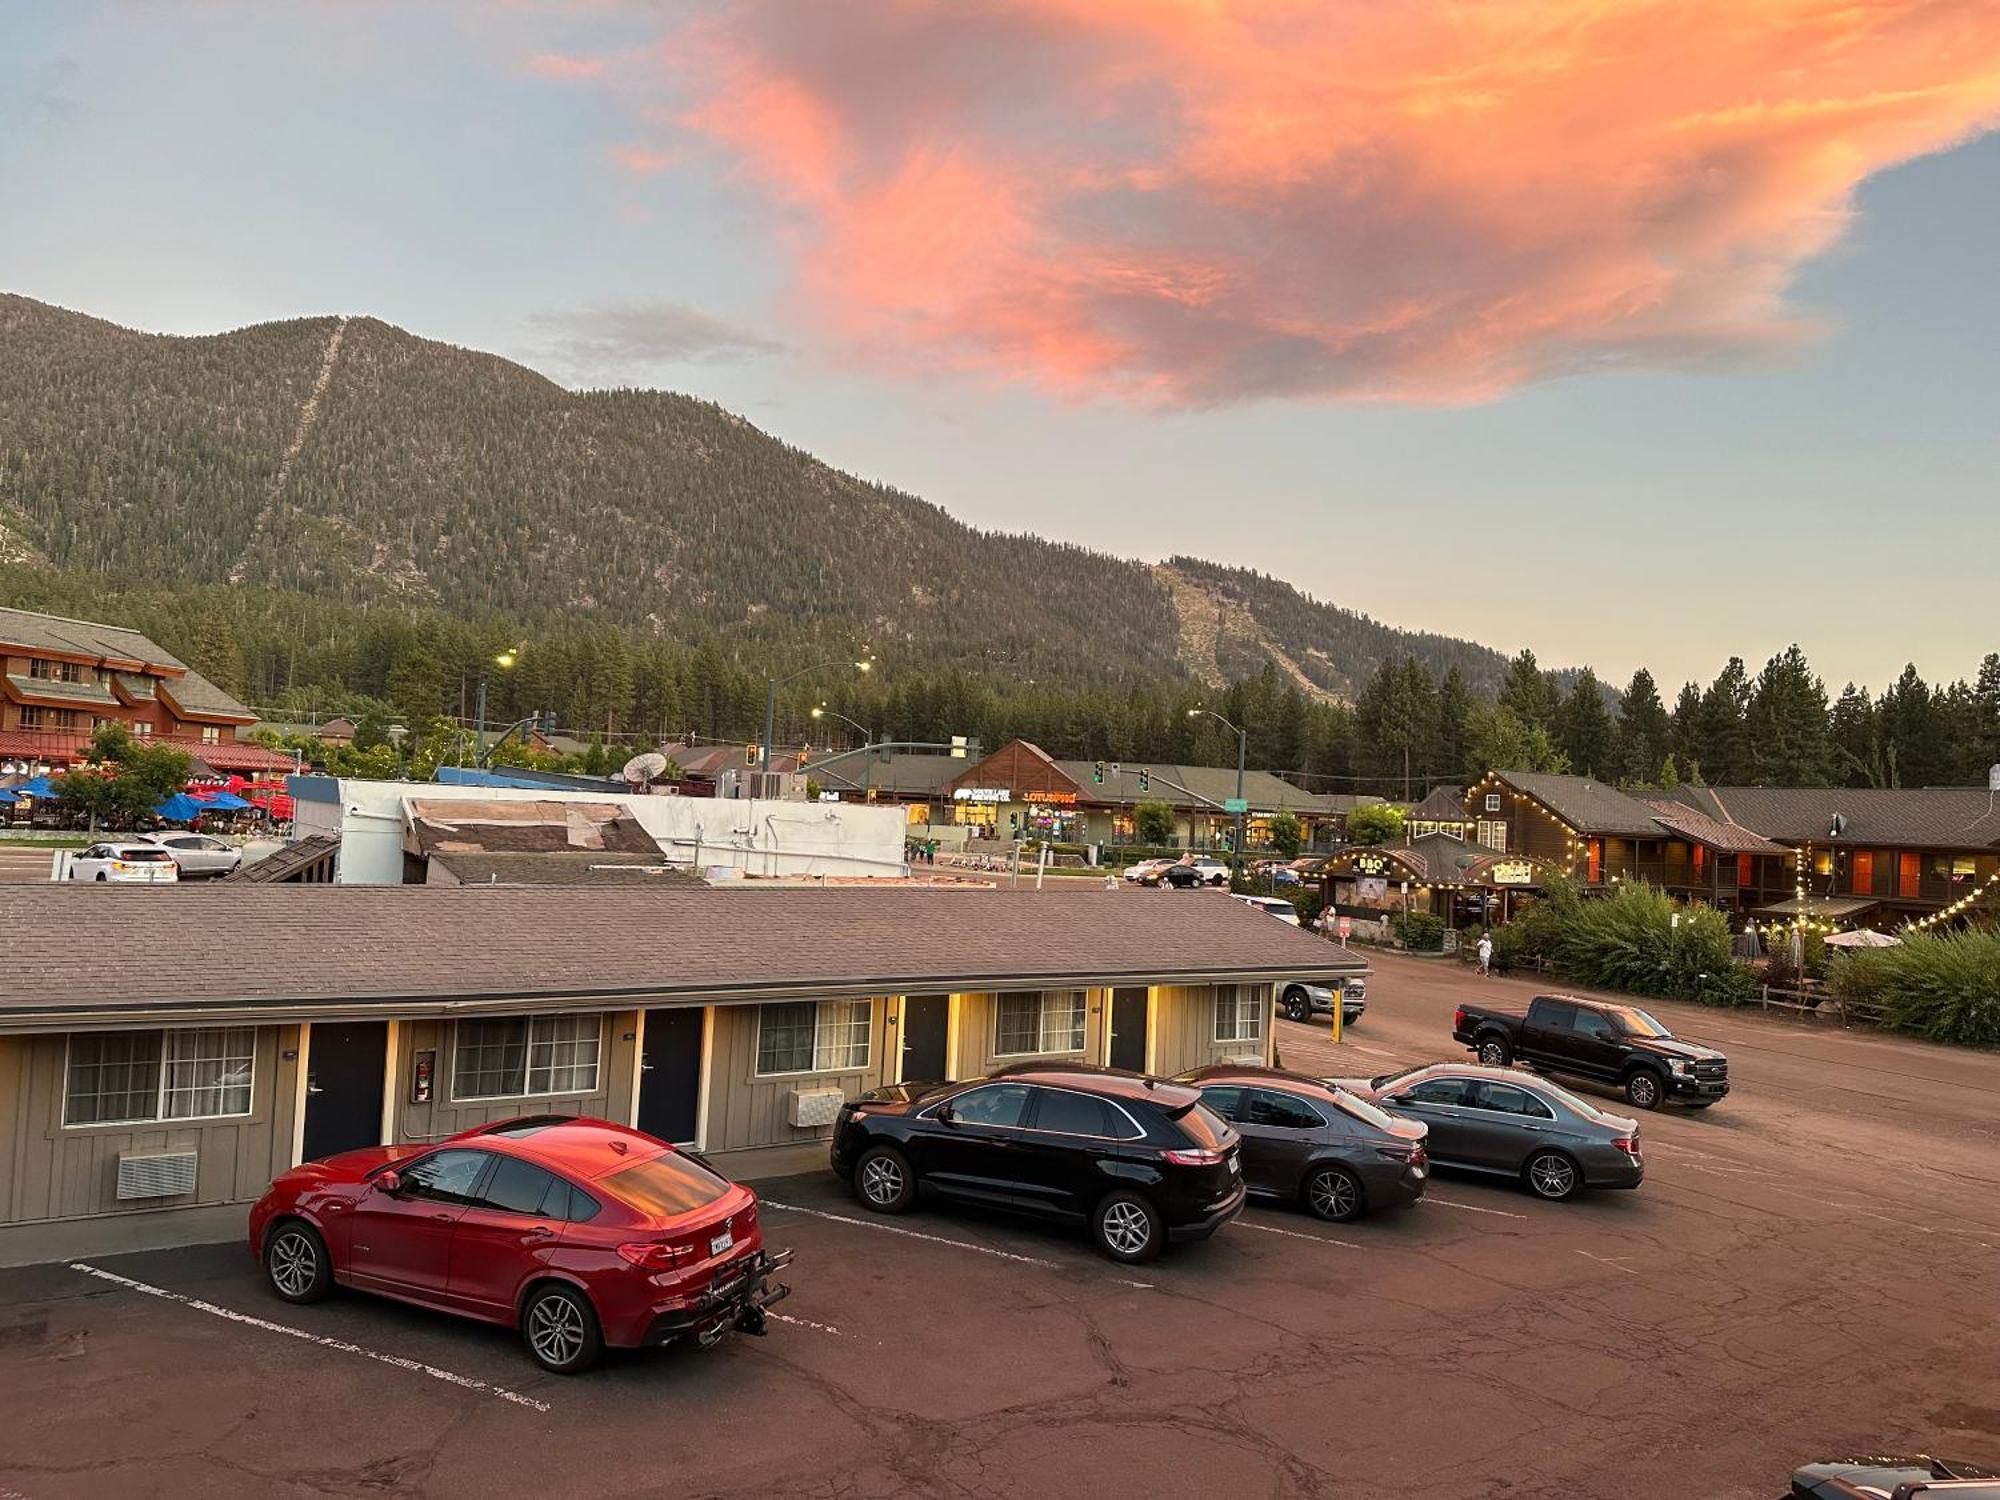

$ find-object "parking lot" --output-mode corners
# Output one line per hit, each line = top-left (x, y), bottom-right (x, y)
(2, 952), (1996, 1499)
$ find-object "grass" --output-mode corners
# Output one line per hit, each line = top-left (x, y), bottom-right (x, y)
(0, 834), (89, 848)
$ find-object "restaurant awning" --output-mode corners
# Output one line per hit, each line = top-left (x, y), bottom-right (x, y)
(1753, 895), (1879, 919)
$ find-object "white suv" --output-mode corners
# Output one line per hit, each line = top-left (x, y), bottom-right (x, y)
(66, 843), (181, 883)
(141, 832), (242, 878)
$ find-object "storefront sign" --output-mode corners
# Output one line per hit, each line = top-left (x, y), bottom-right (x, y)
(953, 787), (1012, 804)
(1490, 860), (1536, 886)
(1028, 790), (1078, 806)
(1352, 852), (1391, 876)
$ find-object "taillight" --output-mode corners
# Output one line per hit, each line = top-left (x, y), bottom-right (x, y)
(1163, 1147), (1224, 1167)
(1412, 1143), (1428, 1166)
(617, 1241), (693, 1271)
(1612, 1137), (1637, 1154)
(1454, 1007), (1467, 1031)
(848, 1108), (871, 1121)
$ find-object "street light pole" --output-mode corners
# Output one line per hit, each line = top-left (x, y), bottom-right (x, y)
(811, 704), (875, 797)
(763, 656), (873, 774)
(1188, 707), (1249, 879)
(472, 645), (521, 764)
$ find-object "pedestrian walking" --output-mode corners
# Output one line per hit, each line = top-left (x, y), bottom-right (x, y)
(1476, 933), (1493, 977)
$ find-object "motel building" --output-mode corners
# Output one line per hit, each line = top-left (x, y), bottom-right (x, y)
(0, 885), (1364, 1266)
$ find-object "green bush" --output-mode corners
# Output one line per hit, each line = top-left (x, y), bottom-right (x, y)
(1345, 804), (1405, 845)
(1827, 930), (2000, 1048)
(1554, 883), (1752, 1004)
(1394, 911), (1446, 951)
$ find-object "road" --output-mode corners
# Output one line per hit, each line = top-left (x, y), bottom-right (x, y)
(0, 950), (1995, 1498)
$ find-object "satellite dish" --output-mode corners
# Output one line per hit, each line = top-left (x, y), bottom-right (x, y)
(621, 752), (670, 785)
(1828, 812), (1848, 839)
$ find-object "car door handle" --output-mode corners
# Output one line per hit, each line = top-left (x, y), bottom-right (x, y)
(523, 1225), (556, 1241)
(431, 1212), (454, 1223)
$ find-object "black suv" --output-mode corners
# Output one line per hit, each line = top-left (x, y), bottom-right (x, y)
(829, 1064), (1246, 1263)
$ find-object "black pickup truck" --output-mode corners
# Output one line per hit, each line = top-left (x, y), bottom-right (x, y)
(1451, 994), (1730, 1111)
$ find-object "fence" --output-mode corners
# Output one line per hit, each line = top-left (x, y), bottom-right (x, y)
(1757, 983), (1888, 1027)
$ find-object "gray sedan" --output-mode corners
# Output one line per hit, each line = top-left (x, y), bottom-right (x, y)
(1329, 1063), (1642, 1202)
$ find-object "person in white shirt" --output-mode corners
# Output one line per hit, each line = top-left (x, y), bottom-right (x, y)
(1476, 933), (1494, 976)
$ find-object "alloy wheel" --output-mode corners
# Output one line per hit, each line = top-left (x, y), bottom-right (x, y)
(1101, 1201), (1152, 1257)
(269, 1230), (317, 1297)
(1629, 1074), (1660, 1108)
(1479, 1041), (1508, 1066)
(1308, 1170), (1358, 1220)
(861, 1156), (905, 1205)
(528, 1294), (586, 1369)
(1529, 1154), (1576, 1199)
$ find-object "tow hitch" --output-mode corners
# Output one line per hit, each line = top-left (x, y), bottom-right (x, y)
(689, 1248), (793, 1348)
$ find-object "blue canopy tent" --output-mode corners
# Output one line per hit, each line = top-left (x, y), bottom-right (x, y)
(0, 788), (17, 804)
(16, 775), (60, 800)
(193, 790), (253, 811)
(153, 793), (209, 823)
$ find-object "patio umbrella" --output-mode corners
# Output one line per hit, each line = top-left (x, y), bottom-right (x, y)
(17, 775), (60, 799)
(1823, 928), (1902, 949)
(153, 792), (208, 823)
(0, 788), (17, 804)
(194, 790), (253, 811)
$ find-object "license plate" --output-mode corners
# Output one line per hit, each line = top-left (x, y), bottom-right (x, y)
(1227, 1155), (1240, 1175)
(710, 1227), (734, 1257)
(1411, 1165), (1428, 1180)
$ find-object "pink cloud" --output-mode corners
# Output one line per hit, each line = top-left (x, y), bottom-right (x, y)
(525, 51), (607, 81)
(660, 0), (2000, 405)
(608, 142), (678, 175)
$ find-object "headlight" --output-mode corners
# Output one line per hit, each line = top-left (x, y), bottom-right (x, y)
(1668, 1059), (1691, 1074)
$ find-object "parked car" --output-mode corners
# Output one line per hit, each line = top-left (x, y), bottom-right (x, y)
(1163, 857), (1231, 888)
(1331, 1063), (1642, 1202)
(1279, 976), (1367, 1027)
(249, 1115), (791, 1373)
(141, 831), (242, 878)
(831, 1063), (1245, 1264)
(1787, 1454), (2000, 1498)
(1122, 857), (1176, 885)
(1270, 867), (1303, 887)
(65, 842), (180, 883)
(1452, 994), (1729, 1111)
(1232, 893), (1301, 925)
(1174, 1064), (1428, 1222)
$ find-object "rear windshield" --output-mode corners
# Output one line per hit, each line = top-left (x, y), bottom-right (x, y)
(1326, 1088), (1399, 1132)
(117, 849), (175, 862)
(1171, 1102), (1235, 1150)
(599, 1152), (731, 1217)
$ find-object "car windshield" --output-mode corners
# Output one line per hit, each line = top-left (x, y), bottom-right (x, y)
(598, 1151), (731, 1218)
(1607, 1007), (1672, 1038)
(1326, 1088), (1399, 1131)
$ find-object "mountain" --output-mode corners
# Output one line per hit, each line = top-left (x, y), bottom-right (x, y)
(0, 293), (1512, 698)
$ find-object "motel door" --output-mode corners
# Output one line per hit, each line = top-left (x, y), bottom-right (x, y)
(901, 995), (949, 1083)
(302, 1022), (388, 1163)
(638, 1008), (704, 1145)
(1108, 988), (1148, 1072)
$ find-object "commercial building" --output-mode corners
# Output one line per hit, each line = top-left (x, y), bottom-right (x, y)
(0, 885), (1363, 1264)
(0, 606), (290, 775)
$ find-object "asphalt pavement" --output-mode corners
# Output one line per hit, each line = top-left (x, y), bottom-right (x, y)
(1, 950), (1995, 1498)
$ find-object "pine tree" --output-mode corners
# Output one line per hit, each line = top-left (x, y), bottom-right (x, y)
(1878, 665), (1945, 788)
(1693, 658), (1751, 783)
(1830, 683), (1881, 787)
(1615, 667), (1671, 784)
(1435, 667), (1475, 789)
(1555, 670), (1617, 779)
(1744, 645), (1833, 786)
(1498, 649), (1559, 731)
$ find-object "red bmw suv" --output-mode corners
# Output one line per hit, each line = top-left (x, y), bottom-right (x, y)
(248, 1115), (790, 1373)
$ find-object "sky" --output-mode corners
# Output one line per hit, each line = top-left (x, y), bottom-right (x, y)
(3, 1), (1998, 695)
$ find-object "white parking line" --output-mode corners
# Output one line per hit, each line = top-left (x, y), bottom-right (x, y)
(1576, 1250), (1637, 1276)
(761, 1201), (1060, 1267)
(768, 1311), (844, 1337)
(1421, 1198), (1528, 1219)
(1231, 1220), (1363, 1251)
(68, 1263), (551, 1413)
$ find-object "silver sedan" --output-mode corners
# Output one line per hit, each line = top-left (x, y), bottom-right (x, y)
(141, 832), (242, 878)
(1328, 1063), (1642, 1202)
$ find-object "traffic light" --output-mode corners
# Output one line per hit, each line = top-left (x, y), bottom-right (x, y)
(1093, 760), (1105, 784)
(797, 743), (810, 766)
(745, 742), (760, 765)
(540, 709), (557, 736)
(1138, 767), (1150, 792)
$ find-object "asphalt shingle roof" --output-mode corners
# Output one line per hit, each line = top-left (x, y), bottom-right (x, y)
(1639, 800), (1786, 855)
(0, 885), (1365, 1022)
(1696, 786), (2000, 851)
(0, 606), (187, 669)
(1486, 771), (1665, 836)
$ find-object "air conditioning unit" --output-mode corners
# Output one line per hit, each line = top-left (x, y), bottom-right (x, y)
(117, 1150), (198, 1200)
(787, 1088), (847, 1129)
(745, 771), (798, 801)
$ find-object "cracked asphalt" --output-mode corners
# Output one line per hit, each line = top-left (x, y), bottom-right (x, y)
(2, 952), (1996, 1498)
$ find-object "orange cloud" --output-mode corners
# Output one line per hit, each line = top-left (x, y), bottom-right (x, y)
(525, 51), (606, 81)
(608, 142), (678, 175)
(664, 0), (2000, 404)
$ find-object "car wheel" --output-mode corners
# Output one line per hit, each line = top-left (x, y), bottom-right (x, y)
(1303, 1165), (1365, 1223)
(1283, 987), (1313, 1023)
(521, 1283), (603, 1374)
(1623, 1069), (1666, 1111)
(1092, 1190), (1164, 1264)
(1523, 1150), (1581, 1202)
(853, 1145), (915, 1214)
(1477, 1036), (1511, 1067)
(94, 872), (108, 882)
(264, 1221), (333, 1304)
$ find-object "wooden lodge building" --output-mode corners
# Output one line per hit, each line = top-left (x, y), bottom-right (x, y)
(1323, 768), (2000, 931)
(0, 606), (291, 777)
(0, 884), (1364, 1265)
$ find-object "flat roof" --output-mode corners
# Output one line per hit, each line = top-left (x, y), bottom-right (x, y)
(0, 885), (1366, 1030)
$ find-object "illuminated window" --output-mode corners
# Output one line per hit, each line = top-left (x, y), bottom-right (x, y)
(1899, 853), (1921, 899)
(1850, 852), (1874, 895)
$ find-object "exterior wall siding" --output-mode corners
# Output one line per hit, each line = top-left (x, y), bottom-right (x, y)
(1152, 984), (1275, 1073)
(701, 1000), (892, 1157)
(950, 989), (1106, 1080)
(391, 1011), (640, 1145)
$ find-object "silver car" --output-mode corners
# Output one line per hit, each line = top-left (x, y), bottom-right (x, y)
(1279, 977), (1366, 1027)
(142, 831), (242, 878)
(1329, 1063), (1642, 1202)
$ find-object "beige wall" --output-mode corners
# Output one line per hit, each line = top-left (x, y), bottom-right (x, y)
(1150, 984), (1276, 1074)
(949, 989), (1107, 1080)
(391, 1011), (641, 1145)
(0, 1025), (302, 1233)
(701, 999), (892, 1159)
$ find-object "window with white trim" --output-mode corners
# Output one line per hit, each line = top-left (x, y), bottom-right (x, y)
(451, 1015), (602, 1100)
(1484, 793), (1502, 812)
(1213, 985), (1265, 1044)
(994, 991), (1086, 1056)
(1476, 820), (1508, 852)
(64, 1027), (255, 1126)
(755, 1000), (873, 1075)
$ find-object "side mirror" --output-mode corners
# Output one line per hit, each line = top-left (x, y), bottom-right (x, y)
(374, 1169), (403, 1197)
(934, 1104), (957, 1125)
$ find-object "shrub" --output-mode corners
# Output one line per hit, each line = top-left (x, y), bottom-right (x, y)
(1345, 804), (1405, 846)
(1266, 811), (1304, 858)
(1827, 930), (2000, 1048)
(1394, 911), (1446, 951)
(1133, 799), (1177, 845)
(1554, 883), (1750, 1004)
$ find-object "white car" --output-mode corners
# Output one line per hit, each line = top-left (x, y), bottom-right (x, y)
(1278, 977), (1367, 1027)
(66, 842), (180, 884)
(1122, 858), (1176, 884)
(1231, 894), (1301, 926)
(141, 832), (242, 878)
